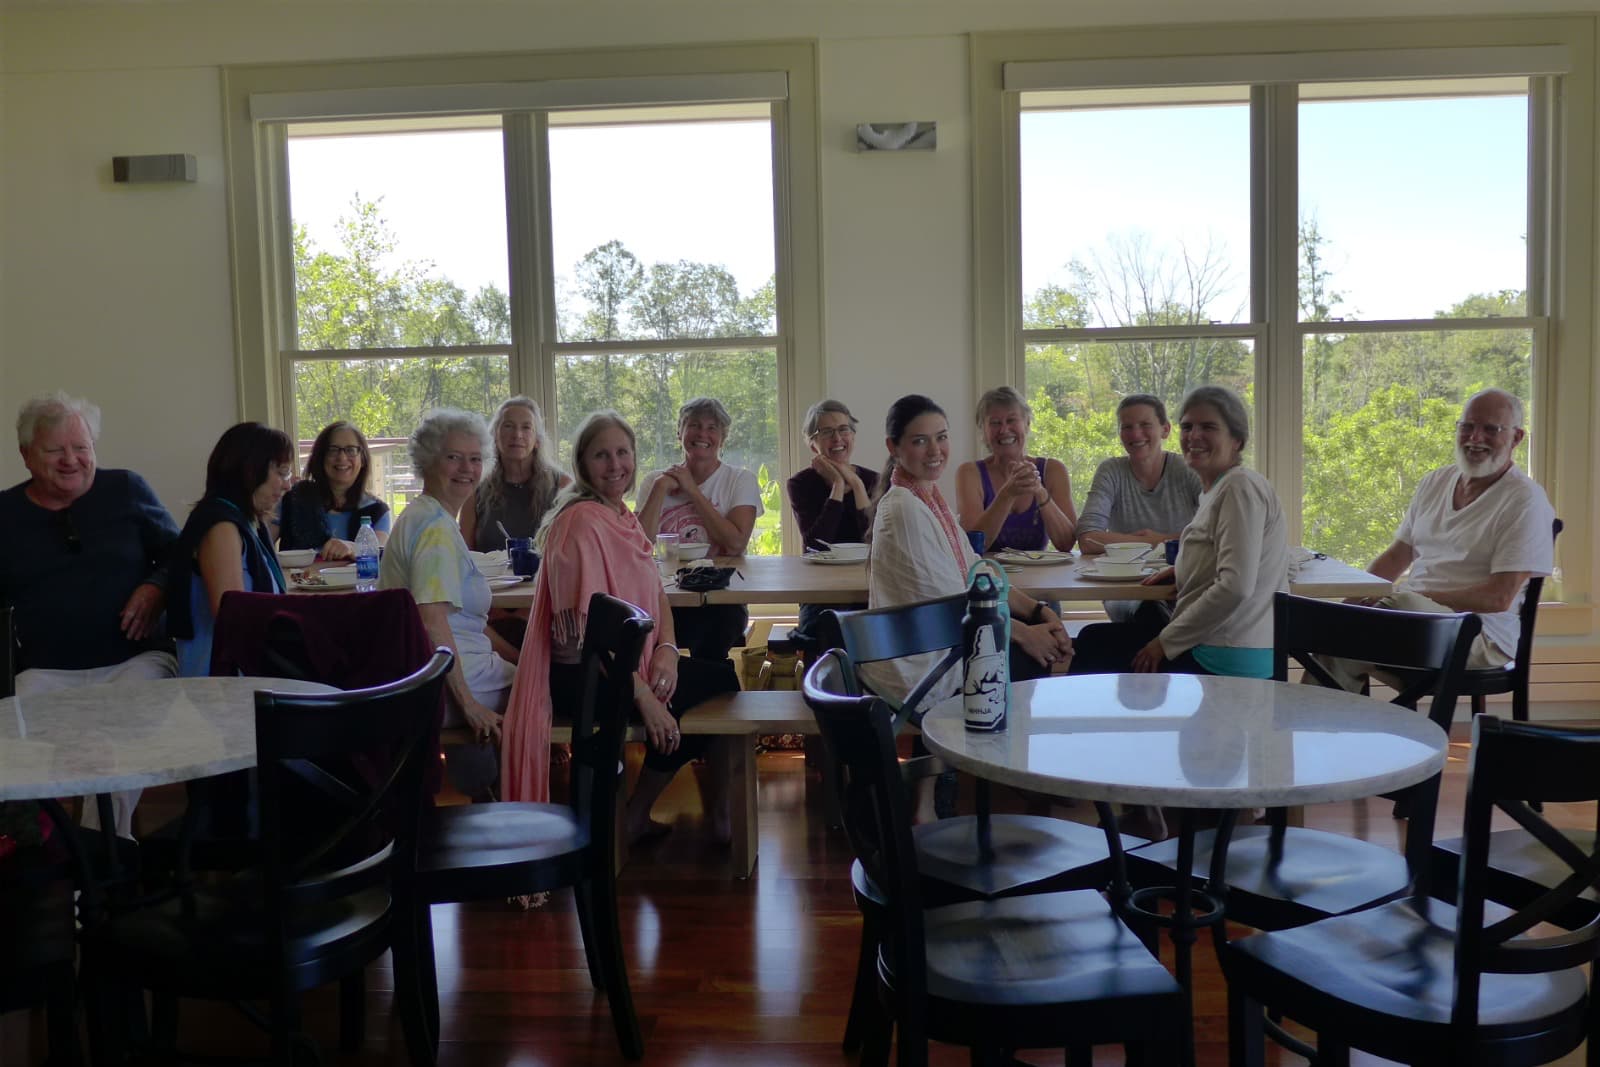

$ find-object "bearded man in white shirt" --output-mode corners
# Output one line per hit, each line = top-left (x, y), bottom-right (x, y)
(1327, 387), (1554, 691)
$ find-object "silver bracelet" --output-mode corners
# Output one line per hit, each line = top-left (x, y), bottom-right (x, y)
(655, 642), (681, 658)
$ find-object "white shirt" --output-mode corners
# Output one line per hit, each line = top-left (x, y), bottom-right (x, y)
(1395, 463), (1555, 656)
(638, 463), (763, 556)
(861, 485), (979, 709)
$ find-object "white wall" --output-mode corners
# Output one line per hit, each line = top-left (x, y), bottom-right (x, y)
(2, 67), (232, 508)
(3, 0), (1569, 505)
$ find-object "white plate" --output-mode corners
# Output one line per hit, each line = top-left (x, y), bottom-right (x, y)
(1077, 565), (1162, 583)
(469, 550), (511, 578)
(993, 551), (1074, 566)
(803, 553), (867, 566)
(485, 575), (529, 589)
(291, 570), (358, 591)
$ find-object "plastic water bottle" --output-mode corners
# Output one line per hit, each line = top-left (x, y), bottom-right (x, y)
(962, 560), (1010, 732)
(354, 516), (380, 593)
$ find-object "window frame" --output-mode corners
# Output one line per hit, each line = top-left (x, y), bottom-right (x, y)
(972, 17), (1594, 628)
(223, 43), (822, 552)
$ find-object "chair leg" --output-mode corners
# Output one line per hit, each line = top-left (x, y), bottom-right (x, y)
(45, 968), (83, 1067)
(414, 904), (441, 1052)
(1227, 987), (1265, 1067)
(842, 912), (880, 1053)
(591, 874), (643, 1059)
(150, 992), (178, 1055)
(573, 877), (607, 991)
(1319, 1039), (1351, 1066)
(390, 905), (438, 1067)
(860, 1002), (892, 1067)
(1473, 693), (1487, 718)
(339, 970), (365, 1053)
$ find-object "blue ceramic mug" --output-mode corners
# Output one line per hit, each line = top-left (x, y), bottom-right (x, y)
(1164, 538), (1181, 566)
(507, 537), (540, 577)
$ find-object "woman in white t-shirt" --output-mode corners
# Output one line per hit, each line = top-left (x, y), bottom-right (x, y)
(638, 397), (764, 660)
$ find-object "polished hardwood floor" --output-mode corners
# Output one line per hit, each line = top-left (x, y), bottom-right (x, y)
(3, 726), (1596, 1066)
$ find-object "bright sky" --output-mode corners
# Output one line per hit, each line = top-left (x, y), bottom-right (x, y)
(1020, 92), (1528, 322)
(287, 90), (1529, 336)
(286, 119), (777, 316)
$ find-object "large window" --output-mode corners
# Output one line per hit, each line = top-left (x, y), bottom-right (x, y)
(1009, 53), (1560, 570)
(225, 47), (821, 551)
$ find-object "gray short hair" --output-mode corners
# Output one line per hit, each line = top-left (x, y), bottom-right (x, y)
(975, 385), (1033, 426)
(409, 408), (493, 473)
(678, 397), (732, 438)
(1179, 385), (1251, 450)
(802, 398), (858, 438)
(17, 391), (102, 449)
(1465, 387), (1526, 430)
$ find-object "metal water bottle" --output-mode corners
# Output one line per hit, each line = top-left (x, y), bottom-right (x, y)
(962, 560), (1010, 732)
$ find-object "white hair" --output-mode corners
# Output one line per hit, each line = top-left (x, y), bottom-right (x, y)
(17, 391), (102, 448)
(409, 408), (493, 473)
(1466, 388), (1525, 429)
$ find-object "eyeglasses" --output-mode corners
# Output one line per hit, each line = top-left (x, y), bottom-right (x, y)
(810, 426), (856, 441)
(52, 510), (82, 554)
(1456, 421), (1514, 438)
(327, 445), (363, 459)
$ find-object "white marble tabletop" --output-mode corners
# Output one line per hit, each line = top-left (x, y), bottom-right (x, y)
(921, 674), (1447, 809)
(0, 676), (337, 801)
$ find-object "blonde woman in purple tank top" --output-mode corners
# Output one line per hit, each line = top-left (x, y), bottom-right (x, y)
(955, 386), (1077, 553)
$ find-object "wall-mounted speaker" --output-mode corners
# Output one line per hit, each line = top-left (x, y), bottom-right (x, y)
(112, 154), (197, 183)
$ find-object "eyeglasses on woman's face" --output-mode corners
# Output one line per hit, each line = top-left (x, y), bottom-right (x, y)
(810, 426), (855, 442)
(327, 445), (363, 459)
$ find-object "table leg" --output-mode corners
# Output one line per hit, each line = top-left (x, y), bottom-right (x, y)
(1099, 805), (1235, 1067)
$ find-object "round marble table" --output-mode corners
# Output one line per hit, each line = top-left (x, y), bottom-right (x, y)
(920, 672), (1448, 809)
(0, 675), (337, 802)
(921, 673), (1448, 1067)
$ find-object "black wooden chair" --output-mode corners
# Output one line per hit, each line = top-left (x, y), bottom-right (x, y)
(824, 596), (1138, 901)
(1223, 715), (1600, 1067)
(0, 820), (83, 1065)
(85, 650), (453, 1066)
(1, 602), (15, 699)
(412, 593), (649, 1060)
(1127, 593), (1480, 933)
(803, 649), (1181, 1067)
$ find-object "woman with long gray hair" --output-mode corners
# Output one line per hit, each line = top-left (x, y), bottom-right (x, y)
(460, 396), (569, 553)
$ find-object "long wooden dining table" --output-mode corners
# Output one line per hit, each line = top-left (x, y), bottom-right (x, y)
(491, 551), (1392, 610)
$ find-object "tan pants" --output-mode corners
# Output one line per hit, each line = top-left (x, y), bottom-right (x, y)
(1316, 589), (1510, 694)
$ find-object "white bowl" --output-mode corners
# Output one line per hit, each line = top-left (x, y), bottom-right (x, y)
(677, 542), (712, 561)
(1094, 560), (1147, 577)
(276, 549), (317, 569)
(824, 542), (869, 561)
(1103, 542), (1152, 563)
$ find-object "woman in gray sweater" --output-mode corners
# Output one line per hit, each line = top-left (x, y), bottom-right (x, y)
(1070, 385), (1287, 679)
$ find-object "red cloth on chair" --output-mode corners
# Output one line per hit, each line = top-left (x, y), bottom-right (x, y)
(209, 589), (444, 792)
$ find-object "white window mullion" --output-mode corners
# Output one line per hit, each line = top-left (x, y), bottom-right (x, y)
(1260, 84), (1303, 545)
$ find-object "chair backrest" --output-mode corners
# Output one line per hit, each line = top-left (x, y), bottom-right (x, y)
(1501, 516), (1563, 680)
(1273, 592), (1481, 733)
(567, 593), (654, 849)
(826, 593), (966, 726)
(253, 649), (453, 967)
(0, 603), (14, 700)
(1449, 714), (1600, 1046)
(801, 650), (928, 1016)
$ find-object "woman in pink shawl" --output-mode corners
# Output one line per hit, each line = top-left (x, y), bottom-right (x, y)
(501, 410), (739, 844)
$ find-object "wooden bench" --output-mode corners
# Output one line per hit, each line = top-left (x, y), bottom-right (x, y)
(441, 690), (817, 878)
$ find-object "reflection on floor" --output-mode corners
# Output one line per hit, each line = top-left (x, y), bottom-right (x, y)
(2, 723), (1596, 1066)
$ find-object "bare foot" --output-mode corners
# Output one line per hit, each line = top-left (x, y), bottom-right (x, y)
(550, 743), (572, 766)
(509, 892), (550, 910)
